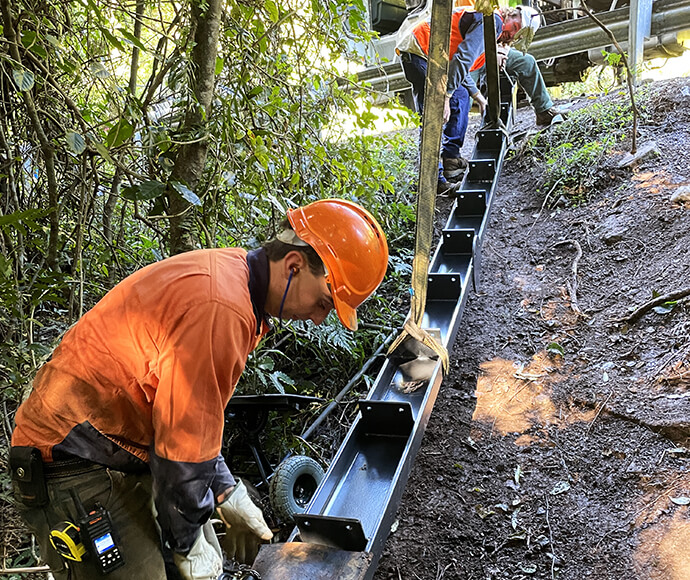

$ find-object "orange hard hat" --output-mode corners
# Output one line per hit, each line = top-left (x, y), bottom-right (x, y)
(287, 199), (388, 331)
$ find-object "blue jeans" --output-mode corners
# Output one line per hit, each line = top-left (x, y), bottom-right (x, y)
(402, 52), (471, 180)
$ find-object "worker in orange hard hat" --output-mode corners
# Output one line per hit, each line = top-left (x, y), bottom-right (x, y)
(10, 198), (388, 580)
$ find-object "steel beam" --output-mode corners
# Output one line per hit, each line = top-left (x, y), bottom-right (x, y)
(629, 0), (653, 84)
(353, 0), (690, 97)
(253, 67), (516, 580)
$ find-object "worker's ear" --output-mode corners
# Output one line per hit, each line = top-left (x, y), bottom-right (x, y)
(283, 251), (306, 278)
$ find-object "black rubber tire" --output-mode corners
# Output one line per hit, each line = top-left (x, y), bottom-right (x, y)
(269, 455), (325, 523)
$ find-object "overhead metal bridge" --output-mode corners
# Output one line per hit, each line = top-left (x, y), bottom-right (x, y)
(354, 0), (690, 101)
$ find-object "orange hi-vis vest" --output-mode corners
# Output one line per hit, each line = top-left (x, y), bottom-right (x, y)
(412, 9), (488, 72)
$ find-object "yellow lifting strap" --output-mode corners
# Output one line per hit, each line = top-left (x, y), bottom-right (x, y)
(387, 0), (456, 375)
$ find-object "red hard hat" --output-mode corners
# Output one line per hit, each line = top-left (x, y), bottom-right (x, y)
(287, 199), (388, 331)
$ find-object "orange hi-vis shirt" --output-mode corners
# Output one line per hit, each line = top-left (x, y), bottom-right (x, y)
(414, 9), (466, 59)
(13, 247), (270, 551)
(412, 9), (484, 72)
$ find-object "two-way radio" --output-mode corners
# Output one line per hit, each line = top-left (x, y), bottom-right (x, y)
(70, 489), (125, 574)
(49, 489), (125, 574)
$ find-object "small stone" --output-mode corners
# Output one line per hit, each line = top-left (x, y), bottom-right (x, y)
(670, 185), (690, 204)
(601, 224), (626, 245)
(617, 142), (659, 167)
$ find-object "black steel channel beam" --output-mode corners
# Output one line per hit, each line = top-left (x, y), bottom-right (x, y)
(252, 71), (517, 580)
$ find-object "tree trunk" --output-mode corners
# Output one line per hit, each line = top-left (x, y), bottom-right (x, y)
(167, 0), (221, 255)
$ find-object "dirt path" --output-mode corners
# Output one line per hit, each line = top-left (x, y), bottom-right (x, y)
(375, 78), (690, 580)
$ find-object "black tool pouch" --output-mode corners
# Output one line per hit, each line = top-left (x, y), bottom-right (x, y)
(9, 446), (49, 507)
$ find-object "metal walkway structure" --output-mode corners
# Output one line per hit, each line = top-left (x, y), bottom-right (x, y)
(252, 22), (517, 580)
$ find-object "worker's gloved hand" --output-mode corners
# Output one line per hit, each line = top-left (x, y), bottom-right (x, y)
(496, 44), (510, 69)
(472, 91), (487, 118)
(217, 480), (273, 564)
(174, 522), (224, 580)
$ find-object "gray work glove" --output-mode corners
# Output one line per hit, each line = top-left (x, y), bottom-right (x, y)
(472, 91), (488, 117)
(217, 480), (273, 564)
(173, 521), (223, 580)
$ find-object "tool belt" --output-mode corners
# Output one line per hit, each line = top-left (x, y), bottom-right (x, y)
(9, 447), (102, 507)
(44, 456), (104, 479)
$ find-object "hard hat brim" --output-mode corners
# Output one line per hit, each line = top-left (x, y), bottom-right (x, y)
(333, 298), (358, 331)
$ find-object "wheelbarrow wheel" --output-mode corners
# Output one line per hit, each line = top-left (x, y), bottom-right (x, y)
(269, 455), (324, 523)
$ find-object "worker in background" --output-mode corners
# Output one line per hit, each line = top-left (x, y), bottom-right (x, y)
(396, 7), (523, 195)
(10, 199), (389, 579)
(493, 6), (565, 127)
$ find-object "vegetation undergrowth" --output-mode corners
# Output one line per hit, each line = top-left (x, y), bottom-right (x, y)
(234, 130), (418, 468)
(519, 85), (653, 206)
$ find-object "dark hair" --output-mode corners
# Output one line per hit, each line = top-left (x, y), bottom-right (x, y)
(263, 220), (324, 275)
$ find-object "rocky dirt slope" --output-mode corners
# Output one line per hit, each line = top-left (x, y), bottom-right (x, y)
(375, 77), (690, 580)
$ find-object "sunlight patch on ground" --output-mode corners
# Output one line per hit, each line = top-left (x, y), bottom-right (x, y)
(632, 472), (690, 580)
(518, 284), (580, 329)
(558, 402), (599, 429)
(632, 170), (676, 195)
(472, 352), (561, 435)
(541, 293), (580, 328)
(634, 508), (690, 580)
(656, 357), (690, 392)
(472, 352), (599, 439)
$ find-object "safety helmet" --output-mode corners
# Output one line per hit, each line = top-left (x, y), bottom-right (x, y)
(287, 199), (388, 331)
(518, 6), (540, 34)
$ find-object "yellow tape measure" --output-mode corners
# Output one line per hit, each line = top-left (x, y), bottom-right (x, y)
(49, 521), (86, 562)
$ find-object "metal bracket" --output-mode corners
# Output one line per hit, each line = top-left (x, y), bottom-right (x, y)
(427, 273), (463, 300)
(440, 228), (475, 255)
(294, 514), (368, 552)
(467, 159), (496, 182)
(476, 130), (506, 153)
(454, 190), (487, 216)
(358, 401), (414, 437)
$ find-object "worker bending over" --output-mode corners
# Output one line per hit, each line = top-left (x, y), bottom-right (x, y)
(10, 199), (388, 579)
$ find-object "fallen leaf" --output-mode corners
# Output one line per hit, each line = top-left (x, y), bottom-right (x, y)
(550, 481), (571, 495)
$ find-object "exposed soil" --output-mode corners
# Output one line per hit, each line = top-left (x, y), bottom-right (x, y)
(2, 79), (689, 580)
(374, 77), (690, 580)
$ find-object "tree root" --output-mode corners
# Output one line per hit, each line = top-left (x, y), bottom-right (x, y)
(552, 240), (585, 318)
(612, 287), (690, 324)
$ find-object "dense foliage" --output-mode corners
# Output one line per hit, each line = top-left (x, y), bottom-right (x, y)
(0, 0), (420, 410)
